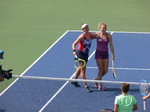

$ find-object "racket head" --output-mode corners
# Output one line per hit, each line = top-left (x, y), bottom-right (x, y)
(112, 60), (116, 78)
(74, 58), (86, 69)
(98, 109), (114, 112)
(139, 79), (149, 96)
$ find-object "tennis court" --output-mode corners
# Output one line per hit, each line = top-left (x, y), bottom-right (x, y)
(0, 31), (150, 112)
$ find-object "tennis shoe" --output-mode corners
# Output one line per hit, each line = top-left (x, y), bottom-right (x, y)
(95, 83), (98, 88)
(101, 85), (106, 91)
(93, 78), (98, 88)
(98, 84), (106, 91)
(71, 82), (81, 87)
(97, 83), (101, 90)
(85, 86), (92, 93)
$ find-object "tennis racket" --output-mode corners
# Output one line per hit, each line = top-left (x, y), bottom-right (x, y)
(98, 109), (114, 112)
(74, 55), (86, 69)
(139, 79), (149, 110)
(112, 60), (116, 78)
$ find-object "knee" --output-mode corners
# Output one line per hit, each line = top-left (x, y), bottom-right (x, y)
(98, 69), (107, 75)
(103, 70), (108, 75)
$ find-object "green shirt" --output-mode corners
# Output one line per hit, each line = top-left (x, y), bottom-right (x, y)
(114, 94), (137, 112)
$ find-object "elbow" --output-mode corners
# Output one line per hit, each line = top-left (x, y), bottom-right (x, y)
(134, 107), (138, 111)
(114, 104), (118, 112)
(133, 104), (138, 111)
(135, 106), (138, 110)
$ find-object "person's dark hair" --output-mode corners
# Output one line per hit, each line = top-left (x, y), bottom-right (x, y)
(121, 83), (130, 93)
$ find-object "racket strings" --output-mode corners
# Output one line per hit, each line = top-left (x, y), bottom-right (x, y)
(75, 60), (84, 67)
(139, 82), (149, 95)
(74, 58), (86, 69)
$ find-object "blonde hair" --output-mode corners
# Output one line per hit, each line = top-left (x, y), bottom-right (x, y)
(98, 22), (107, 30)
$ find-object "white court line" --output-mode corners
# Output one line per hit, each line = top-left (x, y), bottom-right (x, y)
(1, 31), (149, 110)
(87, 67), (150, 71)
(38, 43), (98, 112)
(68, 30), (150, 34)
(38, 31), (116, 111)
(39, 31), (115, 111)
(39, 73), (75, 112)
(0, 31), (69, 96)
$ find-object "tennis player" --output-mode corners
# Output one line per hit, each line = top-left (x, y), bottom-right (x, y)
(71, 23), (94, 93)
(93, 22), (115, 90)
(114, 83), (138, 112)
(0, 50), (4, 82)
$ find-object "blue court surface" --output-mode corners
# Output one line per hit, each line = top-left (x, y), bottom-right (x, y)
(0, 31), (150, 112)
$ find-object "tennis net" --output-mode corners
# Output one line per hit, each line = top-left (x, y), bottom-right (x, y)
(1, 75), (149, 112)
(12, 75), (143, 85)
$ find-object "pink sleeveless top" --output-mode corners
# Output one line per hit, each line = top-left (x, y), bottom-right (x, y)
(96, 33), (109, 52)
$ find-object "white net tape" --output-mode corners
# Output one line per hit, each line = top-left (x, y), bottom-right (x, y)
(12, 75), (149, 86)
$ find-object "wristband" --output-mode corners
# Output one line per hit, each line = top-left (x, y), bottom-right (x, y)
(73, 50), (76, 52)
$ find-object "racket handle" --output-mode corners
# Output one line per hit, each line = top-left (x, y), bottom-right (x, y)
(74, 55), (78, 60)
(75, 55), (77, 58)
(143, 100), (146, 110)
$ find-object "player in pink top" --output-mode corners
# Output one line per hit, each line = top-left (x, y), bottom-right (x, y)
(72, 23), (94, 93)
(94, 22), (115, 90)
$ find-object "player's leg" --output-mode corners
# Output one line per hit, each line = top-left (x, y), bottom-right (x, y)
(102, 59), (109, 76)
(96, 59), (103, 80)
(94, 59), (107, 90)
(71, 69), (81, 87)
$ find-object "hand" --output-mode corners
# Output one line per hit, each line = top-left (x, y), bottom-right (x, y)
(73, 51), (77, 56)
(142, 96), (146, 100)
